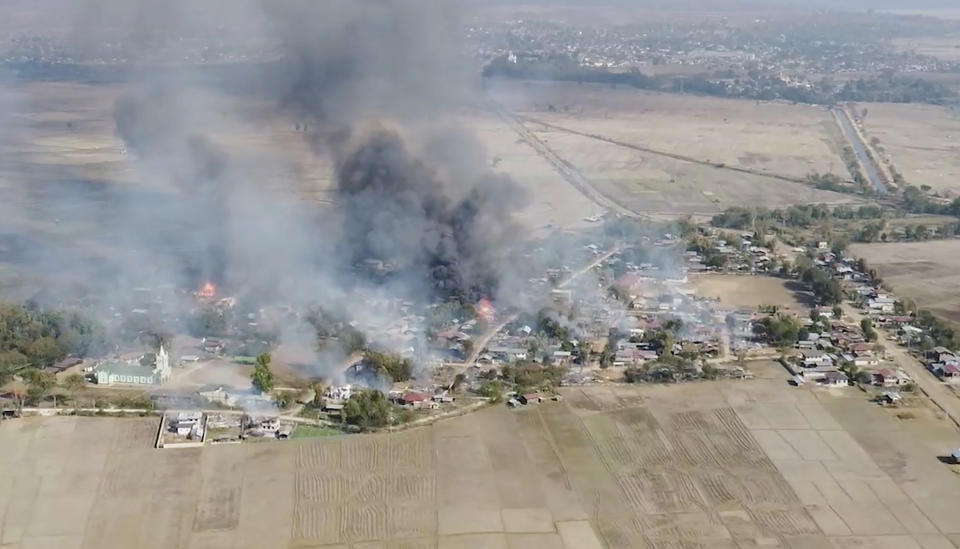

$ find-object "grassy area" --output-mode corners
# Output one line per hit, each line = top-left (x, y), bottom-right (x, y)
(291, 425), (342, 439)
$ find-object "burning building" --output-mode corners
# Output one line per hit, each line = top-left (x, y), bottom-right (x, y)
(193, 282), (216, 299)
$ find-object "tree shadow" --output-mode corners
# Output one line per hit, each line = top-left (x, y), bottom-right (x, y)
(784, 280), (817, 308)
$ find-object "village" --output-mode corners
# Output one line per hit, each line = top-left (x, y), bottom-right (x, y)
(8, 213), (960, 452)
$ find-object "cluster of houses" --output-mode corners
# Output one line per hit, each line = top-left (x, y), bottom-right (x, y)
(686, 229), (777, 274)
(790, 309), (912, 389)
(787, 249), (927, 392)
(825, 252), (960, 387)
(927, 348), (960, 381)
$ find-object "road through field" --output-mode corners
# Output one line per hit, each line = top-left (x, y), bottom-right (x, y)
(492, 105), (639, 217)
(833, 108), (888, 195)
(517, 114), (815, 186)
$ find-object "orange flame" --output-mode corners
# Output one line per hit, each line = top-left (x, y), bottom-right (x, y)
(194, 282), (216, 299)
(476, 297), (495, 322)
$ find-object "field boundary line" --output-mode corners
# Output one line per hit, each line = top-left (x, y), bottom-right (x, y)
(518, 115), (819, 187)
(489, 103), (641, 218)
(534, 406), (572, 490)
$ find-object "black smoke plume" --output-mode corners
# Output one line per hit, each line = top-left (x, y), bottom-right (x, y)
(335, 129), (527, 303)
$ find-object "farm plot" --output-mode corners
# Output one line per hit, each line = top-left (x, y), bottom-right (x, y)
(489, 81), (859, 216)
(851, 240), (960, 323)
(4, 367), (960, 548)
(858, 102), (960, 195)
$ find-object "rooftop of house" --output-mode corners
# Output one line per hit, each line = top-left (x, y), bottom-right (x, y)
(402, 392), (429, 403)
(823, 371), (848, 382)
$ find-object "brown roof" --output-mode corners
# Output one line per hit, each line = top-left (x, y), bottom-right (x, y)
(401, 392), (429, 403)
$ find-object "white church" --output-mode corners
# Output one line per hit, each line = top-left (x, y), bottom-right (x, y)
(95, 345), (172, 386)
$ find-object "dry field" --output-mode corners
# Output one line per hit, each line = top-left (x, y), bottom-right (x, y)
(893, 35), (960, 62)
(0, 79), (598, 298)
(857, 102), (960, 195)
(490, 81), (859, 216)
(4, 361), (960, 548)
(851, 240), (960, 323)
(0, 81), (596, 233)
(691, 274), (809, 313)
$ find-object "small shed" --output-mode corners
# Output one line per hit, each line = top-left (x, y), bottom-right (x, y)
(520, 394), (543, 405)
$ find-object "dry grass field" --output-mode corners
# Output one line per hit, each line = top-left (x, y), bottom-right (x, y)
(893, 35), (960, 62)
(0, 81), (597, 233)
(691, 274), (810, 312)
(0, 79), (599, 298)
(851, 240), (960, 323)
(489, 81), (859, 216)
(858, 102), (960, 195)
(4, 361), (960, 548)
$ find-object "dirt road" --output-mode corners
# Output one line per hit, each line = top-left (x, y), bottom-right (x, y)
(843, 303), (960, 428)
(446, 245), (621, 386)
(493, 105), (638, 217)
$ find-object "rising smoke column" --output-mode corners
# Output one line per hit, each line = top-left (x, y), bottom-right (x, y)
(334, 128), (527, 303)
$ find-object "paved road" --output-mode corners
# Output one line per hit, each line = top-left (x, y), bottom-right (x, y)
(833, 108), (887, 196)
(842, 303), (960, 428)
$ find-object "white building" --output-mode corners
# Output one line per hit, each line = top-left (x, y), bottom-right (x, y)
(95, 345), (171, 386)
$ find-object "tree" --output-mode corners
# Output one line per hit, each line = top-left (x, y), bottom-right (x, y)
(860, 318), (877, 342)
(61, 373), (85, 405)
(363, 351), (413, 382)
(340, 327), (366, 354)
(274, 392), (292, 409)
(576, 341), (592, 366)
(25, 337), (64, 368)
(310, 382), (327, 407)
(830, 236), (850, 256)
(251, 353), (274, 394)
(0, 350), (29, 387)
(24, 369), (56, 406)
(190, 306), (228, 337)
(477, 380), (504, 402)
(343, 390), (392, 430)
(762, 314), (801, 347)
